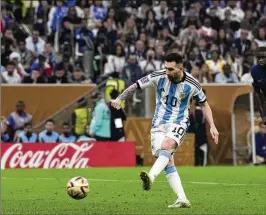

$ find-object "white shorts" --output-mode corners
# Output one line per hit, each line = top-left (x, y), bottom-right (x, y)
(150, 123), (187, 157)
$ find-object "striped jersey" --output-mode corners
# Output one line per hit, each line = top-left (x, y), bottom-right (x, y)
(137, 69), (206, 128)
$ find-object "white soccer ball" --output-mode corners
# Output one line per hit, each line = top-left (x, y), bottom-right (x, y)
(67, 176), (89, 200)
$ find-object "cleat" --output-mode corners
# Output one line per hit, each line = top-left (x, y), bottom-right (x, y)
(168, 199), (191, 208)
(140, 171), (152, 191)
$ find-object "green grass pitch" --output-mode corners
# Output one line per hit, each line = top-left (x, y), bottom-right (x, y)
(2, 166), (266, 215)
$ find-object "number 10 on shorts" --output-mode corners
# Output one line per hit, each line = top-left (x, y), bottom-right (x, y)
(172, 126), (185, 140)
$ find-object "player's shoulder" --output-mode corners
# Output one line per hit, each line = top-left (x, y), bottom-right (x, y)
(184, 72), (201, 91)
(251, 64), (264, 78)
(150, 69), (166, 78)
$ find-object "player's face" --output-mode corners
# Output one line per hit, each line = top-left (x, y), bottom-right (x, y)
(257, 52), (266, 67)
(45, 122), (54, 132)
(165, 61), (184, 82)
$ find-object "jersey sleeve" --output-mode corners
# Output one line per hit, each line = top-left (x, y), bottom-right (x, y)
(193, 87), (207, 104)
(136, 70), (165, 89)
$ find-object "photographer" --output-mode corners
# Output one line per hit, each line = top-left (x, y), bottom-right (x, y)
(139, 49), (160, 75)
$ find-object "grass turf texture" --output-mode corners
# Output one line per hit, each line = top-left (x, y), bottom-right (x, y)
(2, 167), (266, 215)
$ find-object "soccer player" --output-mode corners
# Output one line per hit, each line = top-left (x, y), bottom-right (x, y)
(111, 50), (219, 208)
(251, 47), (266, 126)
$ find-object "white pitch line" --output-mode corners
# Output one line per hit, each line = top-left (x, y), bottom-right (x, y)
(1, 177), (263, 186)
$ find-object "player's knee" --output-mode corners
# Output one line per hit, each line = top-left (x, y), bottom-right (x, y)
(158, 149), (171, 159)
(161, 139), (176, 152)
(164, 163), (176, 175)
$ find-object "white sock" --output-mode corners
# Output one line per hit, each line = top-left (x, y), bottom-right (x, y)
(149, 150), (171, 182)
(164, 165), (187, 201)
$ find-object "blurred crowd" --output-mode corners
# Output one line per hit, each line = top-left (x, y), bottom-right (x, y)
(1, 0), (266, 85)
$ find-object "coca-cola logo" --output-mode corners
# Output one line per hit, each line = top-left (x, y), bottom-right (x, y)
(1, 143), (95, 169)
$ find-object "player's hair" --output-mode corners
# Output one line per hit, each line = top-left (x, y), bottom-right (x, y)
(24, 122), (32, 128)
(62, 122), (70, 127)
(6, 61), (16, 66)
(45, 119), (55, 124)
(164, 51), (183, 65)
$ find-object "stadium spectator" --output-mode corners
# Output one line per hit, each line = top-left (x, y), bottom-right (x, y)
(77, 124), (96, 142)
(48, 63), (69, 84)
(162, 9), (181, 37)
(44, 42), (57, 68)
(121, 53), (143, 86)
(7, 100), (32, 140)
(105, 72), (125, 108)
(39, 119), (59, 143)
(143, 9), (160, 38)
(222, 0), (245, 31)
(1, 29), (17, 67)
(179, 21), (200, 54)
(22, 69), (47, 84)
(104, 43), (125, 75)
(139, 49), (161, 75)
(75, 0), (90, 18)
(160, 27), (175, 51)
(123, 18), (138, 49)
(59, 122), (77, 143)
(205, 50), (226, 78)
(75, 18), (95, 58)
(108, 90), (127, 141)
(214, 29), (231, 58)
(61, 6), (82, 44)
(17, 123), (38, 143)
(29, 54), (52, 77)
(205, 0), (224, 21)
(232, 28), (251, 55)
(153, 0), (168, 21)
(254, 27), (266, 47)
(1, 117), (11, 143)
(1, 61), (22, 84)
(198, 17), (217, 41)
(255, 122), (266, 164)
(68, 67), (91, 84)
(25, 29), (45, 56)
(184, 50), (202, 74)
(89, 92), (111, 141)
(134, 40), (146, 62)
(215, 64), (239, 83)
(17, 40), (33, 72)
(72, 98), (92, 136)
(9, 51), (28, 78)
(47, 0), (68, 36)
(199, 64), (213, 83)
(89, 0), (107, 22)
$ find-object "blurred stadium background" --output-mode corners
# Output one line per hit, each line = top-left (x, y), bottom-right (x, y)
(1, 0), (266, 214)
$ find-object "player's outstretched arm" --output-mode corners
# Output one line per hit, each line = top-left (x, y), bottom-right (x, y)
(200, 101), (219, 144)
(253, 86), (266, 125)
(111, 83), (138, 109)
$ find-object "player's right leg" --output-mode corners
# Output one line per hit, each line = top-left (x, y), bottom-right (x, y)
(140, 136), (178, 191)
(165, 156), (191, 208)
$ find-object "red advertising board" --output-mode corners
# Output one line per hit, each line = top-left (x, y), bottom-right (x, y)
(1, 142), (136, 169)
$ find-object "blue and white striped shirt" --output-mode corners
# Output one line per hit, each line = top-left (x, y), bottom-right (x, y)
(137, 70), (206, 128)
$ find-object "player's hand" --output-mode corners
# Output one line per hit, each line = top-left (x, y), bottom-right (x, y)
(210, 125), (219, 144)
(111, 98), (122, 110)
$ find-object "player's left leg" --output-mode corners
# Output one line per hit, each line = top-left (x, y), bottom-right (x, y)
(165, 156), (191, 208)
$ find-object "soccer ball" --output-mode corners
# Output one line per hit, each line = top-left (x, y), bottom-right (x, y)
(67, 176), (89, 200)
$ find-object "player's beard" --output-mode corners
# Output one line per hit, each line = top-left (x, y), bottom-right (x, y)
(167, 72), (183, 83)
